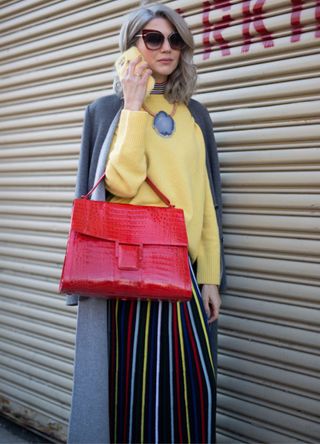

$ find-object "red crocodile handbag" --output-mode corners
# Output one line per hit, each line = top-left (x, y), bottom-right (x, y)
(59, 174), (192, 302)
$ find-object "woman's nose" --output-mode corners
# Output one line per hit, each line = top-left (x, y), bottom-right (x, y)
(161, 37), (171, 51)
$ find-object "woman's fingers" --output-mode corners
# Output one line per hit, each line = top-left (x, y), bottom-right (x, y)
(122, 56), (152, 110)
(202, 293), (211, 318)
(126, 55), (142, 77)
(209, 298), (219, 322)
(141, 69), (153, 82)
(202, 294), (215, 323)
(201, 285), (221, 324)
(127, 56), (149, 79)
(135, 63), (150, 79)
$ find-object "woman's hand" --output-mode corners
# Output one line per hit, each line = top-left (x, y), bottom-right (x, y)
(201, 284), (221, 323)
(122, 56), (153, 111)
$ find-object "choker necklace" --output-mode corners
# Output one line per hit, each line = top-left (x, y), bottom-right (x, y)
(142, 102), (177, 137)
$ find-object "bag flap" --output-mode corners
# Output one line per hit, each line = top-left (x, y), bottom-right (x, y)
(71, 199), (188, 246)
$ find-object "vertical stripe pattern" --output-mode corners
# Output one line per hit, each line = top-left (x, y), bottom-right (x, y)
(108, 265), (216, 443)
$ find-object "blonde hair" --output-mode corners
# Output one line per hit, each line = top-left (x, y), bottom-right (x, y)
(113, 4), (197, 104)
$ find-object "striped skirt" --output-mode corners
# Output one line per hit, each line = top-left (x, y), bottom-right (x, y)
(108, 266), (217, 444)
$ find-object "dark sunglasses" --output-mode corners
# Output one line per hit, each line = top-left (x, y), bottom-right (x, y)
(136, 29), (186, 51)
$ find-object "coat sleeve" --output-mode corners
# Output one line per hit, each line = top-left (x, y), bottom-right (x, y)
(65, 106), (93, 306)
(74, 106), (93, 198)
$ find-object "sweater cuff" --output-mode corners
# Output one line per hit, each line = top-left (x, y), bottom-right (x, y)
(196, 243), (221, 285)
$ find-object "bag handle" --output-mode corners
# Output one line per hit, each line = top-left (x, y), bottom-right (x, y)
(82, 173), (174, 208)
(145, 177), (173, 207)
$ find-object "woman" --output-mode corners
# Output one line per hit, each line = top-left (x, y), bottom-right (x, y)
(67, 4), (226, 444)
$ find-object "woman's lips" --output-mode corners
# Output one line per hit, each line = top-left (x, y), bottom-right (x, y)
(158, 59), (173, 64)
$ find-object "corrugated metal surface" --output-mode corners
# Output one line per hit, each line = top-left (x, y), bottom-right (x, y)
(0, 0), (319, 442)
(175, 0), (320, 442)
(0, 1), (141, 441)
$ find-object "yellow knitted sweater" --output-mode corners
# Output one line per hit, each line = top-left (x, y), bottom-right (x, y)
(105, 95), (220, 284)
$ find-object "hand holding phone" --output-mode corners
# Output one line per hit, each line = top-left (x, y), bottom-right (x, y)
(115, 47), (155, 110)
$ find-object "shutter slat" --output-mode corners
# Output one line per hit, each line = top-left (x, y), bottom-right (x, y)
(1, 1), (319, 442)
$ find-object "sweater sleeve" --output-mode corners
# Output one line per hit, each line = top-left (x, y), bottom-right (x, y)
(105, 109), (148, 197)
(196, 171), (221, 285)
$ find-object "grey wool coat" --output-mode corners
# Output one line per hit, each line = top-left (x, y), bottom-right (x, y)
(67, 94), (226, 444)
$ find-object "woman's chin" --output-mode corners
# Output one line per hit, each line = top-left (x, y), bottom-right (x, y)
(152, 69), (175, 82)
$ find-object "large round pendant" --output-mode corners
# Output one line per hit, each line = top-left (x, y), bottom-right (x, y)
(153, 111), (175, 137)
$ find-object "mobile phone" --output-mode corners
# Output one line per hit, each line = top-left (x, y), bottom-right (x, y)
(115, 46), (155, 97)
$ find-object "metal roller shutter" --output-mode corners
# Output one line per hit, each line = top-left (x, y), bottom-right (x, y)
(167, 0), (320, 442)
(0, 0), (319, 442)
(0, 1), (141, 441)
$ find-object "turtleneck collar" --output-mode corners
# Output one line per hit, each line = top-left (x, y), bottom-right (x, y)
(151, 80), (167, 95)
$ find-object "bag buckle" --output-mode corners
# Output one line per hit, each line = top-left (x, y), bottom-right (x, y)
(115, 241), (143, 270)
